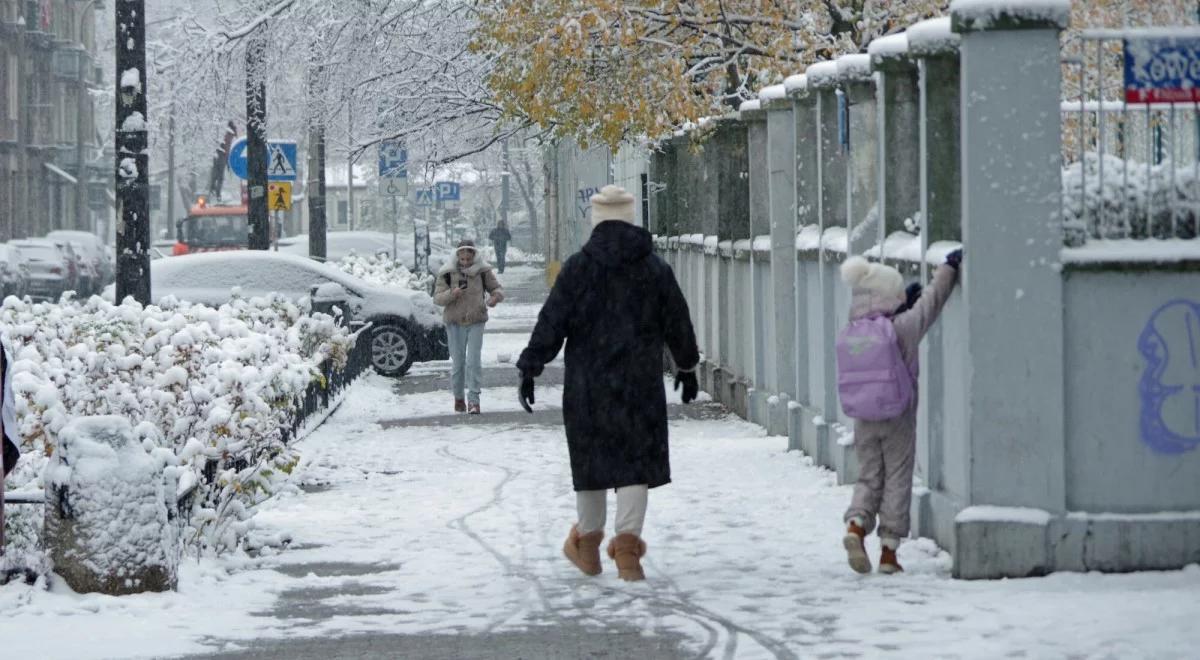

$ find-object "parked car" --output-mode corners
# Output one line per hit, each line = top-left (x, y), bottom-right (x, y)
(47, 230), (114, 288)
(9, 239), (70, 301)
(151, 251), (449, 377)
(0, 243), (30, 300)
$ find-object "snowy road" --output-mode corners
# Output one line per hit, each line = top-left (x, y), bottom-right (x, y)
(3, 266), (1199, 659)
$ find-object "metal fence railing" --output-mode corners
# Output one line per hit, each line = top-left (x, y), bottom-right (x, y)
(1062, 29), (1200, 243)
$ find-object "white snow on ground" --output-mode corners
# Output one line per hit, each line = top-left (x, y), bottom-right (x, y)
(3, 319), (1199, 658)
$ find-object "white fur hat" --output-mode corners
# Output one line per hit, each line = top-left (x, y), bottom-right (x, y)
(590, 185), (636, 226)
(841, 256), (904, 303)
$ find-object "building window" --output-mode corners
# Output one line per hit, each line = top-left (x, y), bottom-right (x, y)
(337, 199), (348, 226)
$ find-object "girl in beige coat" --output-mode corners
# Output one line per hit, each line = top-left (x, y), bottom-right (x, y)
(433, 240), (504, 413)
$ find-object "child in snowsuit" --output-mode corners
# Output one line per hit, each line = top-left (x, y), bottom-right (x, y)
(840, 250), (961, 574)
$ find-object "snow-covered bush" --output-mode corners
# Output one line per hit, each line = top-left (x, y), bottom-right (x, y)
(333, 252), (434, 292)
(1062, 153), (1200, 245)
(1, 292), (354, 557)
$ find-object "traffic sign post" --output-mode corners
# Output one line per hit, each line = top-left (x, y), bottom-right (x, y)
(413, 187), (435, 207)
(378, 141), (408, 178)
(381, 177), (409, 197)
(228, 138), (299, 181)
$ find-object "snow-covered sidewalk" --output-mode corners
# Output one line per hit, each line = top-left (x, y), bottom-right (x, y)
(2, 267), (1198, 659)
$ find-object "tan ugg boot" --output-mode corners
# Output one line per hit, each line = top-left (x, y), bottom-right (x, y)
(607, 533), (647, 581)
(562, 525), (604, 576)
(843, 520), (872, 574)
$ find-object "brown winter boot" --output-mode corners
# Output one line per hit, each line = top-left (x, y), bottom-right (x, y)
(843, 520), (872, 574)
(607, 533), (647, 581)
(562, 525), (604, 576)
(467, 401), (480, 415)
(879, 540), (903, 575)
(454, 398), (466, 413)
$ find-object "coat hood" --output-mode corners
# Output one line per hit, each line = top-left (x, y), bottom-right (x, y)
(438, 255), (493, 277)
(583, 221), (653, 268)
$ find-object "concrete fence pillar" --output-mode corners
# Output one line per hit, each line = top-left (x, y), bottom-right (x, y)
(44, 416), (179, 594)
(837, 54), (878, 255)
(951, 0), (1069, 579)
(870, 34), (922, 254)
(741, 100), (772, 425)
(715, 116), (749, 410)
(764, 86), (798, 437)
(910, 17), (964, 246)
(788, 75), (816, 452)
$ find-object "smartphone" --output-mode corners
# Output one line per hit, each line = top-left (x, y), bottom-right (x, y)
(458, 280), (469, 290)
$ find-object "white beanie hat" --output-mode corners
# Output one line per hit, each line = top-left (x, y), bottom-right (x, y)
(841, 255), (904, 305)
(590, 185), (636, 226)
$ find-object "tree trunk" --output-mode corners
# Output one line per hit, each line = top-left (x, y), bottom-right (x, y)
(306, 63), (327, 261)
(512, 145), (540, 251)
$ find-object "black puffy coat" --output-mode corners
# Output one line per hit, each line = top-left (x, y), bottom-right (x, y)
(518, 221), (699, 491)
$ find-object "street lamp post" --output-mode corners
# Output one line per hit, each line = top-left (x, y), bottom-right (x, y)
(74, 0), (96, 232)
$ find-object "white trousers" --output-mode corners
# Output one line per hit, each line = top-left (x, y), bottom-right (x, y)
(576, 485), (649, 537)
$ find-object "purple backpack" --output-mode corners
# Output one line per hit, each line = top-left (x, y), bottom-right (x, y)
(836, 314), (915, 421)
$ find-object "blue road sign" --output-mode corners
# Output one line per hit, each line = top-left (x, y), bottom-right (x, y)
(1125, 35), (1200, 104)
(378, 141), (408, 179)
(228, 138), (298, 181)
(435, 181), (461, 202)
(414, 187), (435, 207)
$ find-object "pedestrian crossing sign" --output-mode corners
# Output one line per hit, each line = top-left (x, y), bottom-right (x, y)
(268, 182), (293, 211)
(268, 144), (297, 179)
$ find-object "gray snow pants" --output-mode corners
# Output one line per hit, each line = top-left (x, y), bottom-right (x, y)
(844, 410), (917, 540)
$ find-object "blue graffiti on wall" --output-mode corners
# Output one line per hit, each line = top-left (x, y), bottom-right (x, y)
(577, 186), (602, 220)
(1138, 299), (1200, 454)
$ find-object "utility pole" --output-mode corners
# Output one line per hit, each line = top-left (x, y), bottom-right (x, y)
(347, 101), (355, 231)
(115, 0), (150, 304)
(245, 23), (270, 250)
(306, 63), (327, 261)
(500, 138), (511, 231)
(166, 85), (176, 241)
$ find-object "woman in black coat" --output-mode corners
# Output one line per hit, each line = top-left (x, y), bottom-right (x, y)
(518, 185), (699, 581)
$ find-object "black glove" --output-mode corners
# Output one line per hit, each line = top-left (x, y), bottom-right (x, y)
(945, 248), (963, 270)
(519, 374), (536, 413)
(895, 282), (923, 315)
(674, 371), (699, 405)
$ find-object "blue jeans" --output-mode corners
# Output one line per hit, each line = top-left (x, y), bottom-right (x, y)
(447, 322), (485, 403)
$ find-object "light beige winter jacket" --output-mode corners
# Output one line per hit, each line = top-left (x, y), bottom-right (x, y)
(433, 255), (504, 326)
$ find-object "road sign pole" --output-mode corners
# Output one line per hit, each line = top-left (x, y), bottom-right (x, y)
(392, 195), (398, 264)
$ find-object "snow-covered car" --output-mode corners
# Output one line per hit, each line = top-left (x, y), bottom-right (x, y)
(150, 251), (448, 377)
(9, 239), (70, 301)
(47, 230), (114, 286)
(0, 243), (31, 299)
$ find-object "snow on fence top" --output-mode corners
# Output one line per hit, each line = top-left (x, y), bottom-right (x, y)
(758, 85), (787, 102)
(836, 54), (874, 83)
(738, 99), (763, 114)
(1080, 27), (1200, 40)
(907, 17), (961, 55)
(868, 33), (910, 62)
(784, 74), (808, 94)
(796, 225), (822, 250)
(949, 0), (1071, 30)
(806, 61), (840, 89)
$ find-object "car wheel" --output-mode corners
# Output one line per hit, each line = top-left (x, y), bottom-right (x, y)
(371, 323), (415, 378)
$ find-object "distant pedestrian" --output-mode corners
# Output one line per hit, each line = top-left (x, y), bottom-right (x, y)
(517, 185), (699, 582)
(488, 220), (512, 274)
(433, 240), (505, 415)
(837, 249), (961, 575)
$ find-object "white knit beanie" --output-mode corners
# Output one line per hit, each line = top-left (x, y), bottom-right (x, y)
(590, 185), (636, 226)
(840, 256), (904, 302)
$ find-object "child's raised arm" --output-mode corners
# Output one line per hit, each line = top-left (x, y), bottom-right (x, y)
(893, 251), (961, 351)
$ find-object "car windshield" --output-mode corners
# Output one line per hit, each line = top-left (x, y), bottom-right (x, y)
(184, 214), (248, 248)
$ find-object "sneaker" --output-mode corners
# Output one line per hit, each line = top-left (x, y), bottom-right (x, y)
(467, 402), (480, 415)
(843, 521), (872, 574)
(454, 399), (466, 413)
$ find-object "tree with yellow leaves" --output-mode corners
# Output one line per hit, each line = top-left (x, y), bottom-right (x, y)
(474, 1), (950, 148)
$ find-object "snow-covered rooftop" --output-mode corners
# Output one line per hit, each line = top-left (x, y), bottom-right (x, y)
(907, 17), (961, 55)
(738, 99), (763, 114)
(836, 54), (874, 82)
(950, 0), (1072, 30)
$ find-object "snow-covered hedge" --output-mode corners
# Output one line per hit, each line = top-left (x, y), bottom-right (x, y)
(1062, 153), (1200, 245)
(333, 253), (434, 292)
(2, 292), (354, 557)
